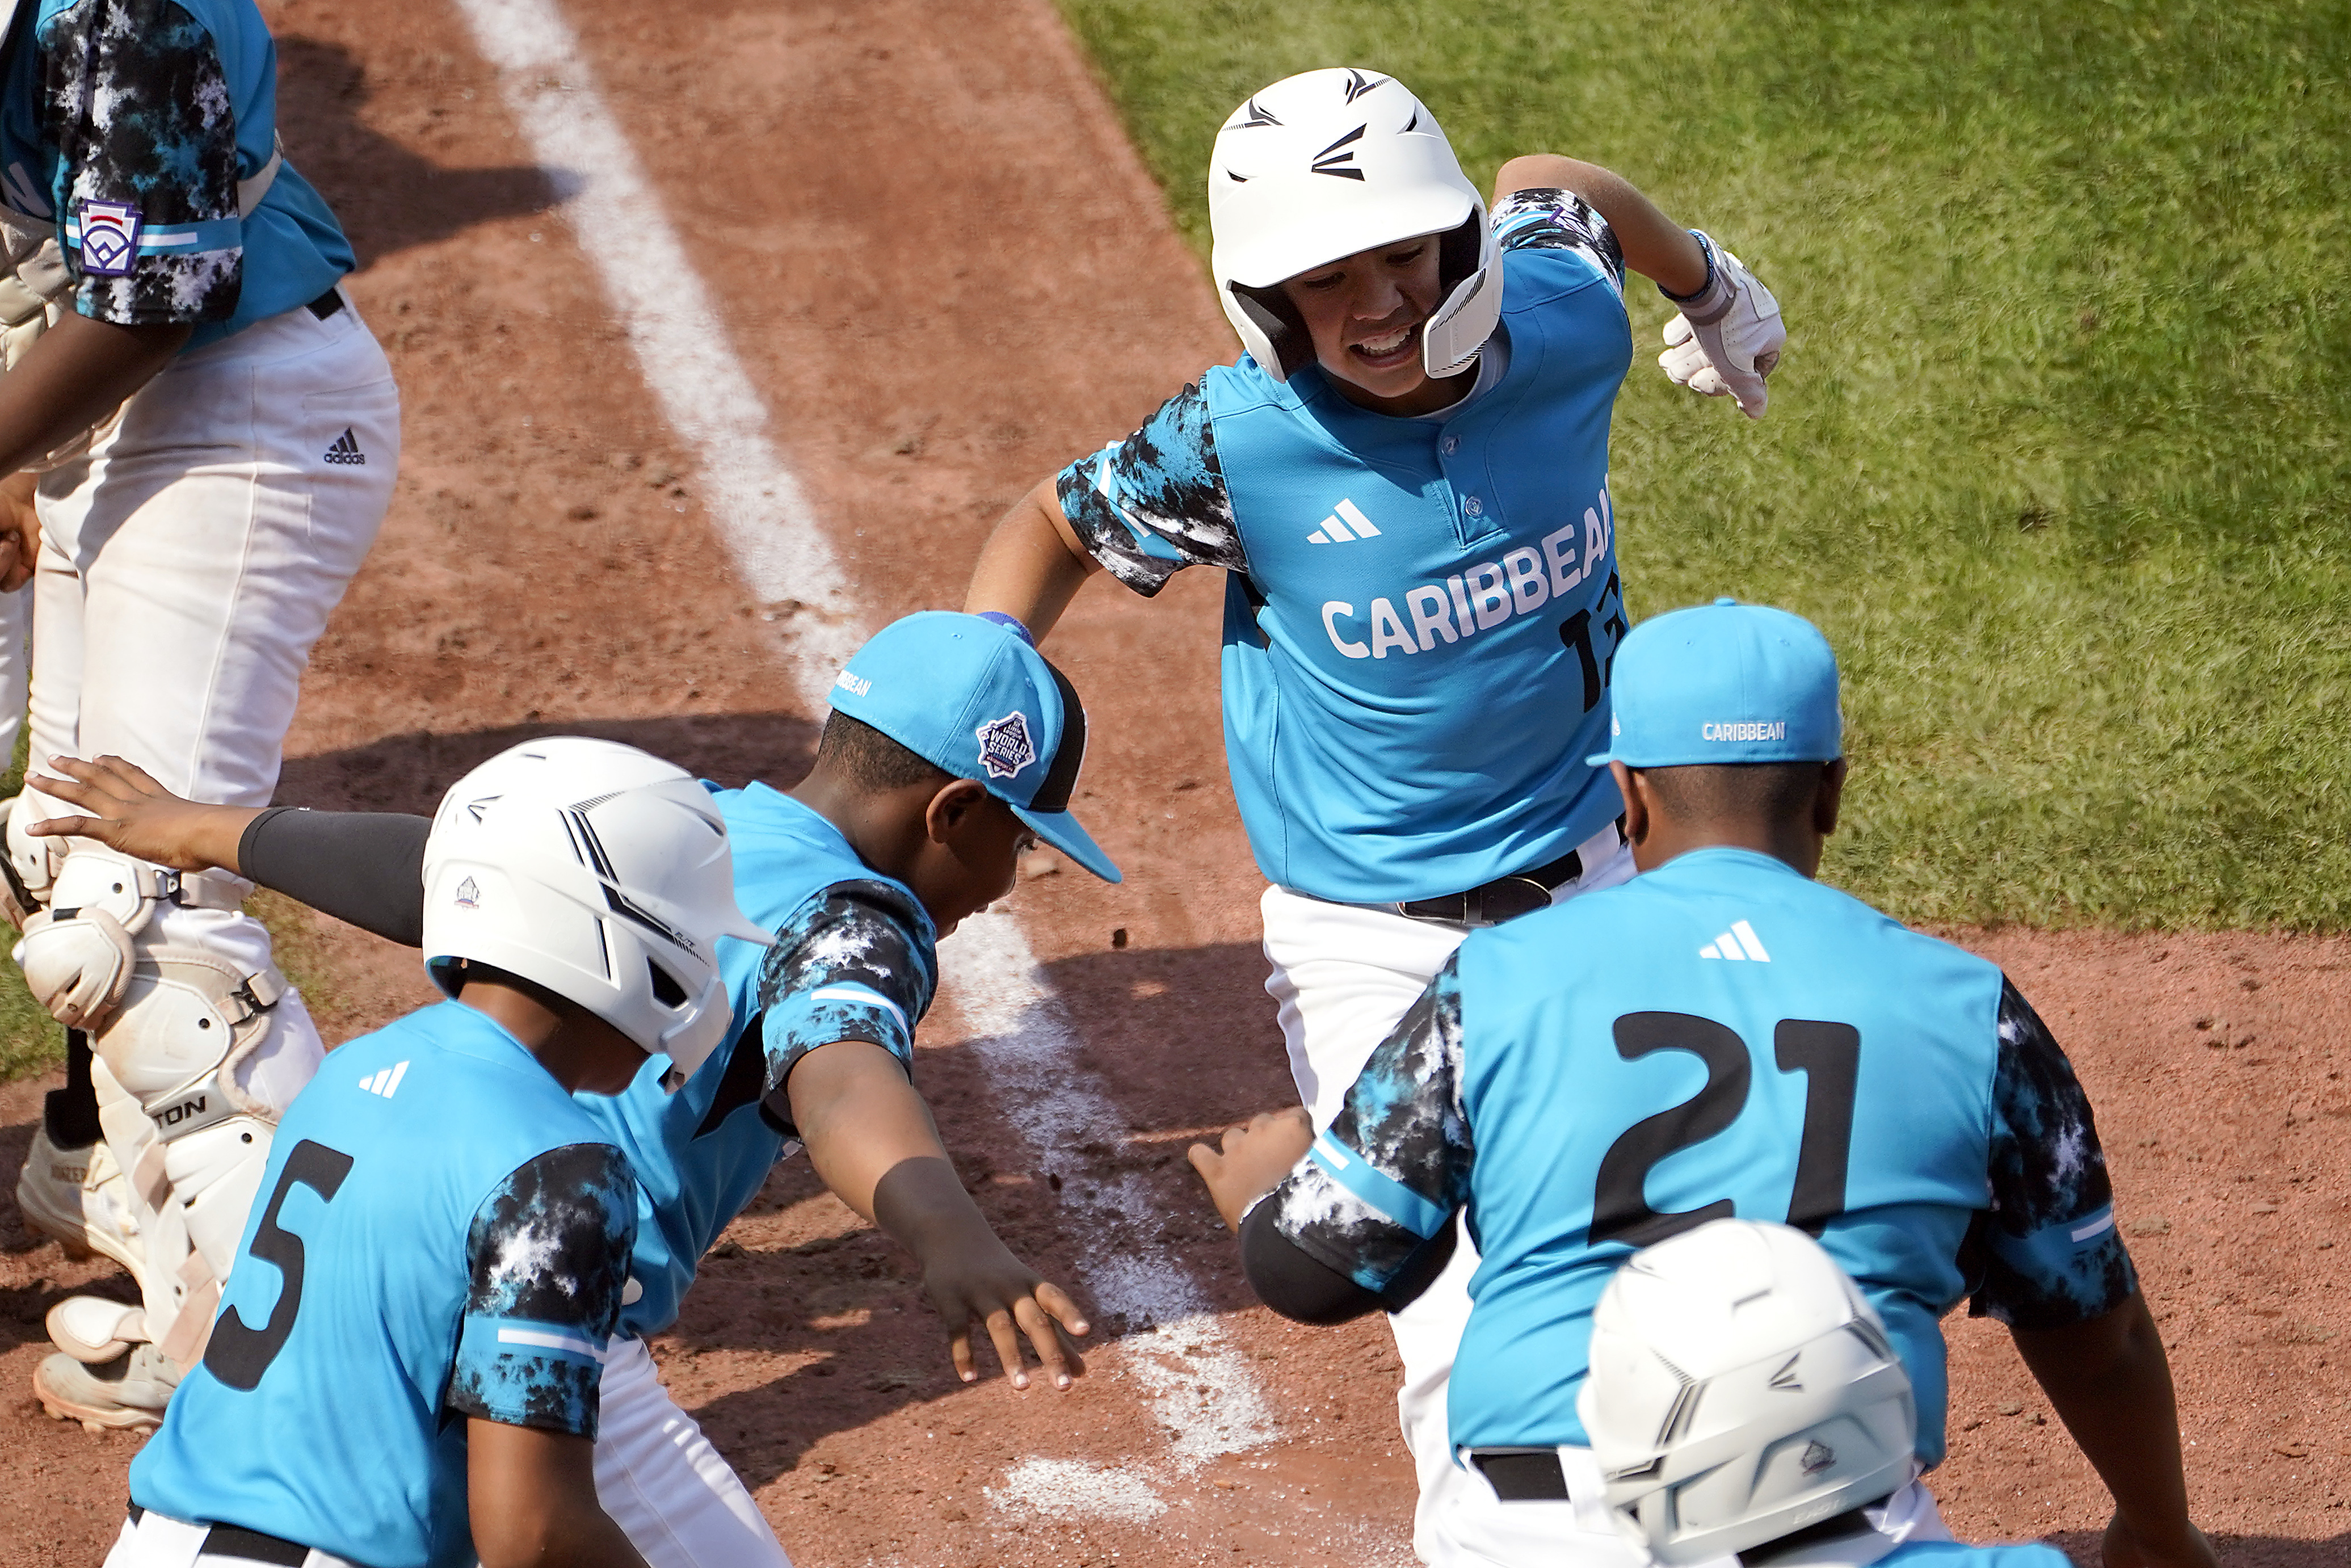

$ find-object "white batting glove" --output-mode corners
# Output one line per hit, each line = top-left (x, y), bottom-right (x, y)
(1658, 231), (1785, 419)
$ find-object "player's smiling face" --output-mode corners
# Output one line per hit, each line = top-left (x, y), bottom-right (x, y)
(1280, 233), (1466, 414)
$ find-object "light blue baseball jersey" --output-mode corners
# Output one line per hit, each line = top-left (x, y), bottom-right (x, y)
(0, 0), (354, 350)
(1058, 190), (1633, 904)
(589, 781), (938, 1339)
(1873, 1546), (2070, 1568)
(1267, 848), (2135, 1464)
(131, 1002), (637, 1568)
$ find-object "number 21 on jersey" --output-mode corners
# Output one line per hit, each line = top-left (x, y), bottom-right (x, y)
(1590, 1011), (1858, 1248)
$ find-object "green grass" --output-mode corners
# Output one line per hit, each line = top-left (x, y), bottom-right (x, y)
(1057, 0), (2351, 927)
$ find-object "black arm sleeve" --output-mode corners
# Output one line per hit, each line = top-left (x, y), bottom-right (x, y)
(237, 808), (431, 948)
(1239, 1197), (1458, 1325)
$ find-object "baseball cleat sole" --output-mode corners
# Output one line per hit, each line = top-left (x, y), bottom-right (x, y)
(33, 1348), (176, 1435)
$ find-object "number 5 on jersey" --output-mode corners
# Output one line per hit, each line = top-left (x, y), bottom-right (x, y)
(205, 1140), (356, 1390)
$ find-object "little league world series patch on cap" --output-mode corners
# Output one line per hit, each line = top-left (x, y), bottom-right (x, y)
(1587, 598), (1843, 768)
(827, 611), (1122, 882)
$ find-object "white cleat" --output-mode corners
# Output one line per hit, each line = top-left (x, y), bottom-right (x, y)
(14, 1124), (144, 1281)
(33, 1343), (181, 1435)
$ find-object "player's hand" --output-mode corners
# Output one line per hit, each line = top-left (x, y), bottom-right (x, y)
(2101, 1515), (2218, 1568)
(1187, 1105), (1315, 1233)
(21, 753), (258, 872)
(917, 1228), (1090, 1392)
(1659, 233), (1784, 419)
(0, 468), (39, 592)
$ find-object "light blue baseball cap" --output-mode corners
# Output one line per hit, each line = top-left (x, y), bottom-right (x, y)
(1586, 599), (1843, 768)
(828, 611), (1121, 882)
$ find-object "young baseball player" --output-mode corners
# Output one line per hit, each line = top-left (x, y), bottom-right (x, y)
(0, 0), (401, 1418)
(1581, 1220), (2075, 1568)
(963, 65), (1785, 1553)
(114, 737), (771, 1568)
(1189, 600), (2216, 1568)
(32, 611), (1114, 1568)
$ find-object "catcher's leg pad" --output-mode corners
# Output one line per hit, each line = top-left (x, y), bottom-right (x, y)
(88, 947), (291, 1364)
(17, 905), (137, 1028)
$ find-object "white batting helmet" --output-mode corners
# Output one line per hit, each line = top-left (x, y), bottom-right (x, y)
(421, 737), (772, 1078)
(1577, 1220), (1916, 1565)
(1208, 68), (1502, 381)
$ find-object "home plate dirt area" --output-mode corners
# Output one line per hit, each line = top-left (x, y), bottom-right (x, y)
(1, 2), (2346, 1565)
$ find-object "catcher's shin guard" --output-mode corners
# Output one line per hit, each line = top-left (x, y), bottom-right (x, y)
(87, 945), (298, 1365)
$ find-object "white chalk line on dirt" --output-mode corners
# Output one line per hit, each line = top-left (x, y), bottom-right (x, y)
(450, 0), (1274, 1510)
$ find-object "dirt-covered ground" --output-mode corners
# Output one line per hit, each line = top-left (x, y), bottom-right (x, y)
(1, 2), (2344, 1564)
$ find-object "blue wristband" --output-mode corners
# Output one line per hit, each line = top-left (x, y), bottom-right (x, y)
(975, 610), (1035, 647)
(1658, 229), (1719, 306)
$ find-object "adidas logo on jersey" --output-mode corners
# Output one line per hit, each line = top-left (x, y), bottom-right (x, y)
(1307, 498), (1381, 544)
(323, 427), (366, 465)
(359, 1061), (411, 1098)
(1699, 920), (1771, 962)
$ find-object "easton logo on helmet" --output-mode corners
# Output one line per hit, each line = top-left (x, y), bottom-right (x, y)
(975, 711), (1038, 781)
(1311, 125), (1366, 180)
(1341, 68), (1384, 103)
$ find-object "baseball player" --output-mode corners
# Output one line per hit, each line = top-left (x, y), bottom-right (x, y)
(31, 611), (1115, 1568)
(0, 0), (401, 1426)
(1189, 600), (2215, 1568)
(963, 66), (1785, 1553)
(115, 737), (771, 1568)
(1582, 1220), (2075, 1568)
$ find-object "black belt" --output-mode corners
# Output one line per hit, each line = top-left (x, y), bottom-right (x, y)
(1394, 846), (1585, 927)
(1467, 1448), (1573, 1502)
(126, 1504), (311, 1565)
(305, 287), (343, 321)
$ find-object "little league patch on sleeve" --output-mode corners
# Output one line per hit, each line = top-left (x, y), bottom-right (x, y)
(75, 200), (143, 276)
(975, 711), (1037, 780)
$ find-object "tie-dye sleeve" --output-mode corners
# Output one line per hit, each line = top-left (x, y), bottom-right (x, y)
(449, 1142), (637, 1436)
(1053, 382), (1247, 596)
(754, 878), (939, 1123)
(1967, 979), (2139, 1329)
(38, 0), (244, 325)
(1490, 187), (1625, 300)
(1266, 957), (1475, 1294)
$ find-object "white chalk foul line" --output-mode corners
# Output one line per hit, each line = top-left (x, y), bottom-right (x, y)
(451, 0), (1273, 1502)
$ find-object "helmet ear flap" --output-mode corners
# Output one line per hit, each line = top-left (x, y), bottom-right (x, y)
(1437, 209), (1484, 293)
(1226, 281), (1315, 380)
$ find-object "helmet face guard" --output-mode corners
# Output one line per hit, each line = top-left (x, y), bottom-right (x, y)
(422, 738), (773, 1081)
(1209, 69), (1503, 383)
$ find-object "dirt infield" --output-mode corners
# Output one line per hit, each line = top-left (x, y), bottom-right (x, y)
(1, 2), (2345, 1565)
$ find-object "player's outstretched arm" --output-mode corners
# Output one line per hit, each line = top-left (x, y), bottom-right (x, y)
(963, 476), (1099, 642)
(2011, 1293), (2218, 1568)
(23, 753), (260, 872)
(1495, 155), (1709, 295)
(468, 1420), (651, 1568)
(787, 1037), (1091, 1389)
(1496, 155), (1785, 419)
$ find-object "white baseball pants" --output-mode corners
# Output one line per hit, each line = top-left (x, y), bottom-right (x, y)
(104, 1507), (360, 1568)
(0, 581), (26, 768)
(596, 1335), (795, 1568)
(1259, 823), (1633, 1567)
(1437, 1449), (1950, 1568)
(23, 293), (397, 1107)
